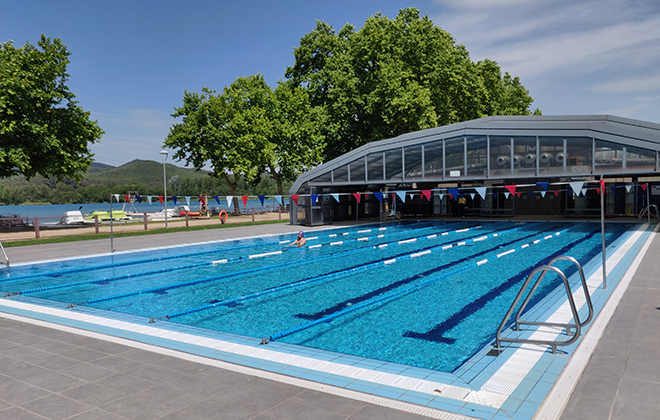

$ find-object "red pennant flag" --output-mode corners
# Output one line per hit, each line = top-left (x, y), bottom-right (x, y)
(158, 195), (163, 205)
(505, 185), (517, 195)
(353, 193), (361, 203)
(596, 187), (601, 195)
(516, 192), (521, 198)
(600, 179), (605, 193)
(421, 190), (432, 202)
(124, 194), (130, 202)
(553, 190), (559, 197)
(241, 196), (249, 207)
(641, 183), (648, 191)
(291, 195), (299, 205)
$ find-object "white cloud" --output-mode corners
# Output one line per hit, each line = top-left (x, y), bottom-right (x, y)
(589, 75), (660, 94)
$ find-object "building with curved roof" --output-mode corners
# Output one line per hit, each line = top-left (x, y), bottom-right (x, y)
(289, 115), (660, 225)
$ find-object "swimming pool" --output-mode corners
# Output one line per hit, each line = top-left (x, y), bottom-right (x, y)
(0, 221), (632, 373)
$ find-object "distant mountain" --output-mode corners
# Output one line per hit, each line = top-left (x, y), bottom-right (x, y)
(84, 159), (209, 186)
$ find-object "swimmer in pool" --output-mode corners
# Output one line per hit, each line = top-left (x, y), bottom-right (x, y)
(286, 231), (307, 247)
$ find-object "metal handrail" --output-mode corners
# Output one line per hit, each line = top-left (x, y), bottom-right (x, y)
(0, 240), (9, 269)
(494, 256), (592, 354)
(638, 204), (659, 222)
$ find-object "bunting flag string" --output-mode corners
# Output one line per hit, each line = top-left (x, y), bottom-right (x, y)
(311, 194), (318, 206)
(421, 190), (432, 202)
(258, 195), (266, 206)
(241, 196), (249, 207)
(275, 195), (283, 205)
(373, 192), (383, 203)
(396, 191), (406, 203)
(475, 187), (487, 200)
(291, 195), (299, 205)
(330, 194), (339, 203)
(352, 193), (361, 203)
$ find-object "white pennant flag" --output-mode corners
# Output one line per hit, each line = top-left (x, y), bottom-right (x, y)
(475, 187), (487, 200)
(147, 196), (152, 204)
(504, 192), (510, 199)
(438, 194), (444, 200)
(470, 193), (475, 200)
(540, 191), (546, 198)
(185, 196), (191, 206)
(580, 188), (587, 196)
(274, 195), (283, 205)
(396, 191), (406, 203)
(113, 194), (120, 202)
(226, 196), (233, 207)
(625, 184), (632, 192)
(569, 181), (584, 194)
(331, 194), (339, 202)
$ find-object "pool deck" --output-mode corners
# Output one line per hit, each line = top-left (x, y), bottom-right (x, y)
(0, 221), (658, 419)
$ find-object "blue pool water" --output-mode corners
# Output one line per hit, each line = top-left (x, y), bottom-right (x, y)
(0, 221), (632, 372)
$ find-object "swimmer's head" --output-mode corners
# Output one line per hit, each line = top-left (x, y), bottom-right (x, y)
(298, 231), (304, 237)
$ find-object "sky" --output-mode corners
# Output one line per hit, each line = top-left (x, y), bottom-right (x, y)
(2, 0), (659, 167)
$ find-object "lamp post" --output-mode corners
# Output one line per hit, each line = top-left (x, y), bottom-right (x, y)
(160, 150), (169, 229)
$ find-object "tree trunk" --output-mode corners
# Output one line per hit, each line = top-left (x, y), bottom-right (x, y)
(271, 168), (284, 195)
(223, 173), (241, 215)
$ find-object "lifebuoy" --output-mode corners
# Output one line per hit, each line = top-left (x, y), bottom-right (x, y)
(219, 210), (228, 223)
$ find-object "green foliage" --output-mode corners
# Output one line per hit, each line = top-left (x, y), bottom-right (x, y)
(166, 75), (323, 206)
(0, 35), (104, 180)
(286, 8), (539, 160)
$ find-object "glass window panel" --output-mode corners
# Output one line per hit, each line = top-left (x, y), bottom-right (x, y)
(467, 136), (487, 177)
(513, 136), (537, 175)
(349, 157), (365, 182)
(311, 171), (332, 184)
(423, 139), (443, 178)
(594, 140), (623, 172)
(385, 149), (403, 180)
(404, 145), (423, 179)
(445, 137), (464, 178)
(367, 152), (383, 181)
(566, 137), (592, 175)
(539, 137), (564, 174)
(626, 145), (656, 171)
(490, 136), (512, 177)
(333, 164), (348, 182)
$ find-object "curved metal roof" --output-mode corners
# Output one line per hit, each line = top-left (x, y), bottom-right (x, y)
(290, 115), (660, 194)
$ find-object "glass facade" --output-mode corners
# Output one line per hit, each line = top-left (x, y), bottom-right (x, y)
(309, 134), (658, 186)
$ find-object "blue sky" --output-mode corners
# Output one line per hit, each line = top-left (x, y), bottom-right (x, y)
(2, 0), (659, 167)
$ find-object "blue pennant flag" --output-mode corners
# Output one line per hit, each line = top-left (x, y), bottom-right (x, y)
(258, 195), (265, 206)
(537, 182), (549, 191)
(528, 191), (534, 197)
(493, 192), (497, 199)
(212, 196), (220, 205)
(448, 188), (459, 200)
(373, 192), (383, 203)
(173, 196), (178, 205)
(311, 194), (318, 206)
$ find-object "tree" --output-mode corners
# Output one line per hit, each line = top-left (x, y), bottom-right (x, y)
(286, 8), (539, 160)
(166, 75), (324, 204)
(0, 35), (104, 180)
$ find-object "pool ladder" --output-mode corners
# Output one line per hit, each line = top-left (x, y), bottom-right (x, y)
(0, 240), (8, 269)
(494, 256), (593, 354)
(638, 204), (659, 222)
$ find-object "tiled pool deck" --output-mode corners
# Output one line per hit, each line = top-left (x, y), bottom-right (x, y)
(0, 221), (658, 419)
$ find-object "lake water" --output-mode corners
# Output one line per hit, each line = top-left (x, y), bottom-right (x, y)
(0, 198), (280, 219)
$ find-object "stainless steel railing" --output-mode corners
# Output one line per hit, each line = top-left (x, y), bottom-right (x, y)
(494, 256), (593, 354)
(0, 240), (9, 269)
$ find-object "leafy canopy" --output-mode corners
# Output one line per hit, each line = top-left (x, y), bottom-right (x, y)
(286, 7), (540, 160)
(0, 35), (104, 180)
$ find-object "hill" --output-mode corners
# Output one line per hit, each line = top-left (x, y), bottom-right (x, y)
(84, 159), (209, 187)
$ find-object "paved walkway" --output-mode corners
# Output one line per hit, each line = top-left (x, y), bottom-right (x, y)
(559, 229), (660, 420)
(0, 222), (658, 419)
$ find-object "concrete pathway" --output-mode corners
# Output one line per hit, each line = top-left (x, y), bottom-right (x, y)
(559, 230), (660, 420)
